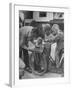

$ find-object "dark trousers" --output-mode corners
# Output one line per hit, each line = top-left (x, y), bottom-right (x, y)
(55, 48), (64, 68)
(19, 47), (29, 68)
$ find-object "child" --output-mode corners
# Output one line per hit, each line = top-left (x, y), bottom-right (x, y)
(35, 37), (44, 53)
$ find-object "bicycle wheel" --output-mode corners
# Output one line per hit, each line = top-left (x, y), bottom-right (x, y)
(29, 51), (47, 76)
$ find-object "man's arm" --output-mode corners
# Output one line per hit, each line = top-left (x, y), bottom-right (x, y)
(45, 32), (63, 43)
(53, 32), (64, 42)
(45, 34), (55, 42)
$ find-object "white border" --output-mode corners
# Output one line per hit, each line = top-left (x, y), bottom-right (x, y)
(10, 3), (70, 87)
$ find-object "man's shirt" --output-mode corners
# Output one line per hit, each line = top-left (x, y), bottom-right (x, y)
(45, 31), (64, 50)
(53, 31), (64, 50)
(19, 26), (33, 47)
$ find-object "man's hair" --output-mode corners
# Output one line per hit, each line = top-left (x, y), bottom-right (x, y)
(51, 24), (60, 33)
(44, 24), (51, 32)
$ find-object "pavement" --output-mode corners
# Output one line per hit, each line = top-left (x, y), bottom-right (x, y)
(21, 42), (64, 79)
(21, 70), (63, 79)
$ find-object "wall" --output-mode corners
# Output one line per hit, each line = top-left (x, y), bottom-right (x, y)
(33, 11), (53, 22)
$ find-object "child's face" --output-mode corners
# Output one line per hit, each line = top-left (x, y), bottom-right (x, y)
(38, 39), (42, 45)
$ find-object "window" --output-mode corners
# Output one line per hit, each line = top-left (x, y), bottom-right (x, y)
(39, 12), (47, 17)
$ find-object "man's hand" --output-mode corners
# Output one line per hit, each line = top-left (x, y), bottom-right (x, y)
(23, 45), (28, 50)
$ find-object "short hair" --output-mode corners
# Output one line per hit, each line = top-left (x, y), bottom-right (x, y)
(44, 24), (51, 32)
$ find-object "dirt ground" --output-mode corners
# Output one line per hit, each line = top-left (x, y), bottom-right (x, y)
(21, 69), (64, 79)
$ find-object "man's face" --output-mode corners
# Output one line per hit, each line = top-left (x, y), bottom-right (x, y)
(51, 24), (59, 35)
(52, 29), (57, 35)
(45, 30), (50, 36)
(52, 27), (59, 35)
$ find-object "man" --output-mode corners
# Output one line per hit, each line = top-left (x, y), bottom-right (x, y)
(44, 24), (51, 39)
(44, 24), (54, 62)
(19, 26), (33, 71)
(50, 24), (64, 68)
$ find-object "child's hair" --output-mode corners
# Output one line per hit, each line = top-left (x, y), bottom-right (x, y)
(36, 37), (43, 47)
(37, 37), (42, 45)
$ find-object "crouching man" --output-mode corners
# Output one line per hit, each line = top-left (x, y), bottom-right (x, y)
(19, 26), (33, 72)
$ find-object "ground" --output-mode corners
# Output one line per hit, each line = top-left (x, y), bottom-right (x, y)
(21, 70), (63, 79)
(20, 42), (64, 79)
(20, 59), (64, 79)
